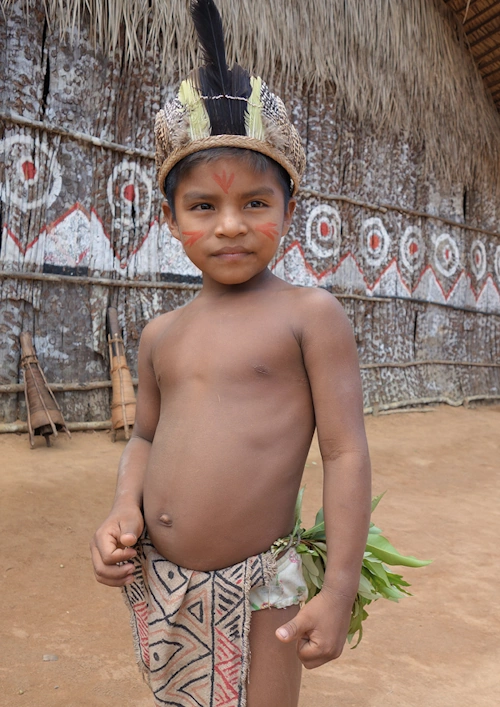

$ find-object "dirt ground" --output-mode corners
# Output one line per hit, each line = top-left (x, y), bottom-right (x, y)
(1, 405), (499, 707)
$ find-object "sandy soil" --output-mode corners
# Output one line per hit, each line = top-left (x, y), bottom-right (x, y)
(1, 405), (499, 707)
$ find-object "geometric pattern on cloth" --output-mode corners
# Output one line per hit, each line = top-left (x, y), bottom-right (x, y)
(122, 531), (276, 707)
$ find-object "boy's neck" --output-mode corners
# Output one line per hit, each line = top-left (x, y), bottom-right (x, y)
(200, 267), (279, 298)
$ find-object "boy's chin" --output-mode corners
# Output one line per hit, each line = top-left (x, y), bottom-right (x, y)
(203, 267), (270, 286)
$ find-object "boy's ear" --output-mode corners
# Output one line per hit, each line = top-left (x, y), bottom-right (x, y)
(281, 198), (296, 238)
(162, 202), (181, 241)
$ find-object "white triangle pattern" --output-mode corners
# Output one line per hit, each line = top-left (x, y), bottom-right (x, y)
(1, 208), (499, 313)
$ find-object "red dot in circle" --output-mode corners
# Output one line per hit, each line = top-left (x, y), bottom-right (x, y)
(320, 220), (330, 237)
(22, 161), (36, 180)
(369, 233), (380, 250)
(475, 252), (480, 265)
(409, 241), (419, 255)
(123, 184), (136, 202)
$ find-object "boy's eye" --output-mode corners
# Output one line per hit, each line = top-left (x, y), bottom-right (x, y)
(247, 200), (266, 208)
(192, 203), (214, 211)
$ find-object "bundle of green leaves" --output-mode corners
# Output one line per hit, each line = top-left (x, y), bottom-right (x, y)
(271, 490), (431, 647)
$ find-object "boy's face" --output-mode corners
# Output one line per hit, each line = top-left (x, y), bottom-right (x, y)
(162, 155), (296, 286)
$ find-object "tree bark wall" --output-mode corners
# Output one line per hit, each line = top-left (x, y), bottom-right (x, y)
(1, 3), (499, 423)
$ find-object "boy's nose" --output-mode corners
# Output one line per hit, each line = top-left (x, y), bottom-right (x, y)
(214, 210), (247, 239)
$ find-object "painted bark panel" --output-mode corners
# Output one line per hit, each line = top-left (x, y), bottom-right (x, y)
(1, 4), (499, 423)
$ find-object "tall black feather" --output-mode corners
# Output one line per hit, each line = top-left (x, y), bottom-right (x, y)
(191, 0), (251, 135)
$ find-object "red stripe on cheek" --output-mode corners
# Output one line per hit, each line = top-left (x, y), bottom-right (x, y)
(256, 222), (279, 241)
(182, 230), (205, 247)
(213, 171), (235, 194)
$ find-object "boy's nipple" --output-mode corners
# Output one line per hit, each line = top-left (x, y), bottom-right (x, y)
(159, 513), (173, 527)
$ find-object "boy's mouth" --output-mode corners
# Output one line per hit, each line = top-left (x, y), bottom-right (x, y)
(213, 246), (252, 257)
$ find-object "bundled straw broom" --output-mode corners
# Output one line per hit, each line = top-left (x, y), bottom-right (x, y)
(20, 332), (71, 448)
(107, 307), (136, 441)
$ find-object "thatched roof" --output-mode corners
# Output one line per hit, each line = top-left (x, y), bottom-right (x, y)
(3, 0), (500, 182)
(446, 0), (500, 111)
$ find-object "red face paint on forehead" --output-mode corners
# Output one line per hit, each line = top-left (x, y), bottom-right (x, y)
(256, 222), (279, 241)
(182, 230), (204, 247)
(212, 170), (235, 194)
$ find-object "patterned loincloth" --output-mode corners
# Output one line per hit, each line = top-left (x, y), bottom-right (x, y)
(122, 532), (277, 707)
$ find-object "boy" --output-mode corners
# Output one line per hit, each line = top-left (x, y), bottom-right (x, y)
(91, 2), (371, 706)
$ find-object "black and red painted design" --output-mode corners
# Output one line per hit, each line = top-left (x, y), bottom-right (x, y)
(122, 532), (272, 707)
(1, 132), (499, 310)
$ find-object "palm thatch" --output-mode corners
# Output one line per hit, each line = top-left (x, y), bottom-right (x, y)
(3, 0), (500, 181)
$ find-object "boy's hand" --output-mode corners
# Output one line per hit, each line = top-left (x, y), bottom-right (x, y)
(275, 587), (354, 669)
(90, 504), (144, 587)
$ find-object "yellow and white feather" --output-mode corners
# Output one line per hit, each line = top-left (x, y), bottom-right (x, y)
(244, 76), (265, 141)
(178, 78), (211, 140)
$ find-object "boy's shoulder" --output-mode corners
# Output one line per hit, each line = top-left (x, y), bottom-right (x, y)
(139, 306), (183, 346)
(282, 284), (354, 350)
(285, 284), (348, 321)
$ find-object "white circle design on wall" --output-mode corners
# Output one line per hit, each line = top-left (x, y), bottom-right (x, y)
(494, 245), (500, 284)
(400, 225), (424, 273)
(305, 204), (341, 259)
(361, 217), (390, 267)
(470, 239), (486, 280)
(107, 160), (153, 229)
(0, 135), (62, 210)
(434, 233), (460, 278)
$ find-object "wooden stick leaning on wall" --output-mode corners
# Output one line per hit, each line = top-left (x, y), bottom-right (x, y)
(107, 307), (136, 442)
(20, 333), (71, 448)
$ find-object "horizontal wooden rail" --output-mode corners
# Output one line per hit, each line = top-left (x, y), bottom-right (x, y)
(2, 112), (499, 238)
(0, 379), (138, 394)
(300, 189), (500, 239)
(1, 360), (499, 396)
(0, 420), (111, 433)
(0, 270), (201, 291)
(359, 359), (500, 369)
(1, 270), (499, 316)
(0, 112), (155, 159)
(2, 393), (499, 433)
(363, 393), (500, 415)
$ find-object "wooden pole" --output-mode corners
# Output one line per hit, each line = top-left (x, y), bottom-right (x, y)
(1, 392), (499, 435)
(0, 271), (498, 317)
(0, 380), (138, 394)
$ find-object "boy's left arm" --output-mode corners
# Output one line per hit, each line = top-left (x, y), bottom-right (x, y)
(276, 289), (372, 669)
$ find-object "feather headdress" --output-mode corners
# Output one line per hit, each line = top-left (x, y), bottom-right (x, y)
(155, 0), (305, 196)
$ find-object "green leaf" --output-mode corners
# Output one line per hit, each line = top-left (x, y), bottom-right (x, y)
(314, 507), (324, 526)
(371, 492), (386, 513)
(358, 574), (381, 600)
(301, 522), (325, 541)
(301, 552), (320, 577)
(366, 533), (432, 568)
(363, 559), (392, 586)
(294, 487), (305, 526)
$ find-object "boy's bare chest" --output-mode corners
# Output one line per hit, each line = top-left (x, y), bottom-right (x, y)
(153, 305), (305, 387)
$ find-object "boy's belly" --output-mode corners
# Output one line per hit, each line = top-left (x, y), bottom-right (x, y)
(142, 395), (314, 571)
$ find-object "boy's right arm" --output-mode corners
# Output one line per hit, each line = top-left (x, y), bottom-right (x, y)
(90, 320), (162, 587)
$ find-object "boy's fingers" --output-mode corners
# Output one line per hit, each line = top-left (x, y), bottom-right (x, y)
(118, 515), (144, 547)
(90, 544), (135, 586)
(275, 614), (310, 643)
(91, 531), (137, 565)
(119, 531), (138, 547)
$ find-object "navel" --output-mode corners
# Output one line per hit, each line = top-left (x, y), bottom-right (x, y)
(159, 513), (173, 527)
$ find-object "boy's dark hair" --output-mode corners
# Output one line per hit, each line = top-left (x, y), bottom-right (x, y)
(164, 147), (293, 219)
